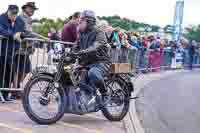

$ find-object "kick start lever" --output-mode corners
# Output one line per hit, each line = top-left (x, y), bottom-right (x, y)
(129, 96), (140, 100)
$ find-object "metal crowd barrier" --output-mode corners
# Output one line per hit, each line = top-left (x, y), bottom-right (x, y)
(111, 47), (171, 73)
(0, 36), (75, 102)
(112, 46), (200, 73)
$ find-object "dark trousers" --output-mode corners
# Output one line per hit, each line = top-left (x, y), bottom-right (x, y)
(80, 64), (106, 95)
(0, 56), (14, 98)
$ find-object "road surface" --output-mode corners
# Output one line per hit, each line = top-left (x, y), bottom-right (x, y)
(0, 100), (127, 133)
(136, 70), (200, 133)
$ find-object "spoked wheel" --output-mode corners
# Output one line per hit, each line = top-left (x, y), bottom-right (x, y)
(22, 75), (66, 125)
(101, 78), (130, 121)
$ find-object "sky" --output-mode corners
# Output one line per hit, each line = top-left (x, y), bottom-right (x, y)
(0, 0), (199, 27)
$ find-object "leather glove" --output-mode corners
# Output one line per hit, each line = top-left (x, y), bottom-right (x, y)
(68, 52), (79, 58)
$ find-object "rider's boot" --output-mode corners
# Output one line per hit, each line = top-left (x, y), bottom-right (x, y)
(95, 80), (110, 107)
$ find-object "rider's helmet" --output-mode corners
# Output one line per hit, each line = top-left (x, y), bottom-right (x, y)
(80, 10), (96, 31)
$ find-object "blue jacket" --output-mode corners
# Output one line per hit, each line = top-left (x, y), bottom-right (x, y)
(127, 36), (141, 49)
(0, 13), (25, 54)
(111, 32), (122, 48)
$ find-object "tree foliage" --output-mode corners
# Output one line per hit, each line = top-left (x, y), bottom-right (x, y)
(32, 16), (199, 41)
(32, 18), (64, 37)
(99, 16), (156, 31)
(32, 16), (162, 37)
(185, 25), (200, 42)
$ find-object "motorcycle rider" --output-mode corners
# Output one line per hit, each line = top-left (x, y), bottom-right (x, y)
(72, 10), (111, 99)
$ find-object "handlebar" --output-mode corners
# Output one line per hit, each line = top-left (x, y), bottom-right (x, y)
(59, 51), (80, 64)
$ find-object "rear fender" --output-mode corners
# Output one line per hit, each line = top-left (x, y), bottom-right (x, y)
(115, 74), (134, 96)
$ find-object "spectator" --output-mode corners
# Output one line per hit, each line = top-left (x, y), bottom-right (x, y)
(188, 40), (196, 70)
(141, 36), (148, 50)
(171, 41), (178, 69)
(11, 2), (39, 98)
(109, 28), (121, 63)
(132, 35), (142, 49)
(97, 20), (109, 32)
(61, 12), (80, 45)
(0, 5), (26, 101)
(20, 2), (41, 38)
(127, 32), (133, 44)
(162, 40), (172, 69)
(138, 36), (148, 70)
(20, 2), (38, 32)
(110, 28), (121, 48)
(126, 33), (138, 70)
(148, 36), (161, 72)
(194, 42), (200, 64)
(47, 28), (61, 65)
(47, 28), (60, 51)
(119, 32), (130, 63)
(49, 28), (60, 40)
(96, 20), (111, 42)
(180, 39), (188, 67)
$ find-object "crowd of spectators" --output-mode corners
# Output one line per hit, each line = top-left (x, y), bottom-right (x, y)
(49, 17), (200, 72)
(93, 20), (200, 72)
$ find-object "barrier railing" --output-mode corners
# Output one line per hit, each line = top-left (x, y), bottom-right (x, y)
(0, 36), (75, 102)
(112, 45), (200, 72)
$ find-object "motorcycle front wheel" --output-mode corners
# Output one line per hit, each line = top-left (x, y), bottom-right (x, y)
(101, 77), (130, 121)
(22, 75), (66, 125)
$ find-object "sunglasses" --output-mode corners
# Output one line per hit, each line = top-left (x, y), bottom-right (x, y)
(8, 11), (18, 17)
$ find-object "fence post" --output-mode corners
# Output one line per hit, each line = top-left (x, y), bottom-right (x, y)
(0, 36), (5, 102)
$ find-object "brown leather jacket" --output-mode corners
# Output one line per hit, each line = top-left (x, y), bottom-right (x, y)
(75, 27), (111, 72)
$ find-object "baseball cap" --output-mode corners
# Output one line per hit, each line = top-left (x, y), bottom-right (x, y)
(8, 5), (19, 15)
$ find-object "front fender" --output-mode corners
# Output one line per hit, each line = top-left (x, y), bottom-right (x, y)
(31, 72), (55, 80)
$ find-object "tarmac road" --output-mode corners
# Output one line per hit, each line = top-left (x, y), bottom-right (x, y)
(136, 70), (200, 133)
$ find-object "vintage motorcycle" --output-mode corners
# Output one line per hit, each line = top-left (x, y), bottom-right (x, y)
(22, 50), (134, 125)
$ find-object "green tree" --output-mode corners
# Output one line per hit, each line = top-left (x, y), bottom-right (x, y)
(185, 25), (200, 42)
(32, 16), (163, 37)
(100, 16), (160, 31)
(32, 18), (64, 37)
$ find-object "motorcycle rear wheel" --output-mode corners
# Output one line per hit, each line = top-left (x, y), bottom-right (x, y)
(101, 77), (130, 121)
(22, 75), (66, 125)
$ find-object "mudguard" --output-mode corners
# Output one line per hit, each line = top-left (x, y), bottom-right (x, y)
(115, 74), (134, 96)
(31, 72), (55, 80)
